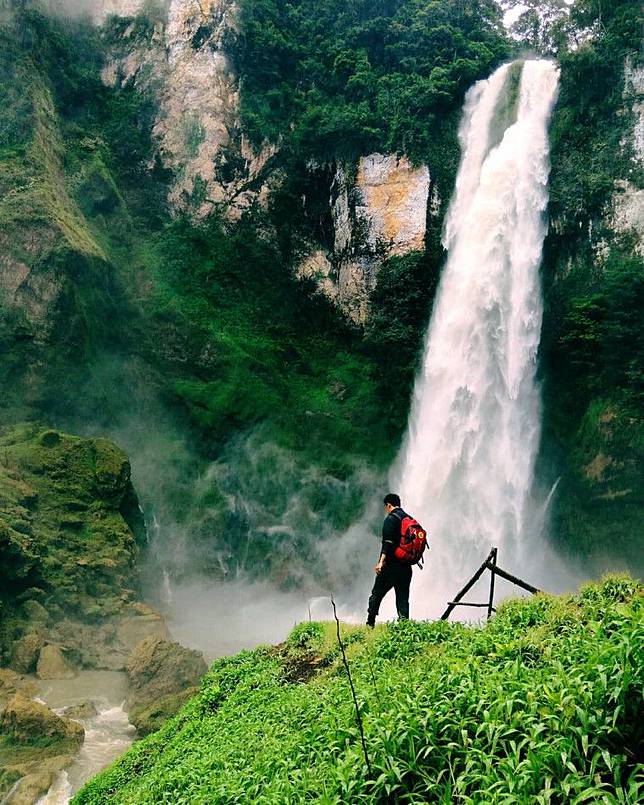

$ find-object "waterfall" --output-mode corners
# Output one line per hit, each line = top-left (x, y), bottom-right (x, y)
(392, 60), (560, 617)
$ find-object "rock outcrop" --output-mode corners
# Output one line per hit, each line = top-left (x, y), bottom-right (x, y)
(297, 154), (430, 323)
(8, 634), (43, 675)
(0, 425), (168, 681)
(36, 644), (75, 680)
(354, 154), (430, 256)
(1, 693), (84, 746)
(0, 425), (181, 794)
(0, 693), (84, 804)
(0, 669), (36, 708)
(125, 635), (206, 735)
(610, 58), (644, 254)
(99, 0), (274, 218)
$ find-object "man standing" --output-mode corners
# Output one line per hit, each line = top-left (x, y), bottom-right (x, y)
(366, 493), (413, 627)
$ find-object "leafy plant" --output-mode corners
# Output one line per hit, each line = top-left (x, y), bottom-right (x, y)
(74, 577), (644, 804)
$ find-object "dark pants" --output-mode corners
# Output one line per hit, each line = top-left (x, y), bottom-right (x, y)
(367, 562), (412, 625)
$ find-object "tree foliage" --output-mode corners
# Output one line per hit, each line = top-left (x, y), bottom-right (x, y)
(232, 0), (509, 161)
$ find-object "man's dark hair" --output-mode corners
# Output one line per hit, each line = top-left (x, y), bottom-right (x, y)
(383, 493), (401, 507)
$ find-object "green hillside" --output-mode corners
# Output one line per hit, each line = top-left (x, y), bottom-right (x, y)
(74, 577), (643, 803)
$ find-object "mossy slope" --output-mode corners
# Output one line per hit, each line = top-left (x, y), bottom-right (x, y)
(75, 577), (643, 804)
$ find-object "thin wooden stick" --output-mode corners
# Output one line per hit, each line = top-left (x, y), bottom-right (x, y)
(330, 595), (372, 779)
(487, 547), (498, 620)
(487, 562), (541, 595)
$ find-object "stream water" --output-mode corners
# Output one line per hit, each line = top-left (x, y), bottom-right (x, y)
(35, 672), (135, 805)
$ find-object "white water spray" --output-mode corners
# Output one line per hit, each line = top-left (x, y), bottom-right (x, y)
(393, 60), (560, 617)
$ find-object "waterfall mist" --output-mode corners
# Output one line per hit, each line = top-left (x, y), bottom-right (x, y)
(137, 427), (382, 658)
(390, 60), (565, 618)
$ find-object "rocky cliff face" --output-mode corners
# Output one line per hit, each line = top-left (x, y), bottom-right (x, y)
(99, 0), (276, 218)
(297, 154), (431, 323)
(96, 1), (431, 320)
(539, 51), (644, 574)
(610, 59), (644, 255)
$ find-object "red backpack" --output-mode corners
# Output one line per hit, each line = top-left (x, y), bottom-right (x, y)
(392, 512), (428, 565)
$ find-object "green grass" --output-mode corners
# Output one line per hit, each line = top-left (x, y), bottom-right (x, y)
(74, 576), (643, 803)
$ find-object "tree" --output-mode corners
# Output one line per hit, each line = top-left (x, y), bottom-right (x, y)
(500, 0), (583, 54)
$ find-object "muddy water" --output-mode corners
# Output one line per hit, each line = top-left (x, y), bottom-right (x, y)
(35, 672), (135, 804)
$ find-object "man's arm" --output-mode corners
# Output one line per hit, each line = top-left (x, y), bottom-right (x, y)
(375, 514), (399, 574)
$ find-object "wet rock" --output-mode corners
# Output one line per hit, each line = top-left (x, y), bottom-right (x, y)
(0, 693), (84, 746)
(125, 636), (206, 733)
(129, 688), (198, 737)
(61, 700), (98, 719)
(116, 608), (170, 653)
(36, 645), (75, 680)
(0, 691), (79, 803)
(9, 633), (43, 675)
(2, 755), (72, 805)
(46, 608), (170, 672)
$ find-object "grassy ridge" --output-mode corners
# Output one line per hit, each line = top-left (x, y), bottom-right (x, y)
(74, 577), (643, 803)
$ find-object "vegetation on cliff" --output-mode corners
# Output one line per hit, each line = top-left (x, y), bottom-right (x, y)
(233, 0), (508, 165)
(528, 0), (643, 567)
(74, 577), (643, 803)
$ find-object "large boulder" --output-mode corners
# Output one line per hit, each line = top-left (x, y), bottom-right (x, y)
(9, 633), (43, 675)
(36, 644), (75, 680)
(61, 700), (97, 720)
(116, 607), (170, 654)
(46, 606), (170, 672)
(125, 636), (206, 734)
(127, 688), (198, 737)
(0, 693), (84, 747)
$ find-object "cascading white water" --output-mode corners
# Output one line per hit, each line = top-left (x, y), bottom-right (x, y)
(392, 59), (560, 617)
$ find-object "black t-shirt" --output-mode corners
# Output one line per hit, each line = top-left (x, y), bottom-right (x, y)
(381, 507), (407, 563)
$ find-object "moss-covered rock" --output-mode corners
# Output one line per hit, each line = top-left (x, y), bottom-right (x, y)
(129, 687), (198, 738)
(8, 634), (43, 675)
(125, 636), (206, 736)
(1, 693), (83, 747)
(0, 424), (145, 662)
(0, 694), (83, 804)
(0, 669), (35, 709)
(36, 644), (75, 680)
